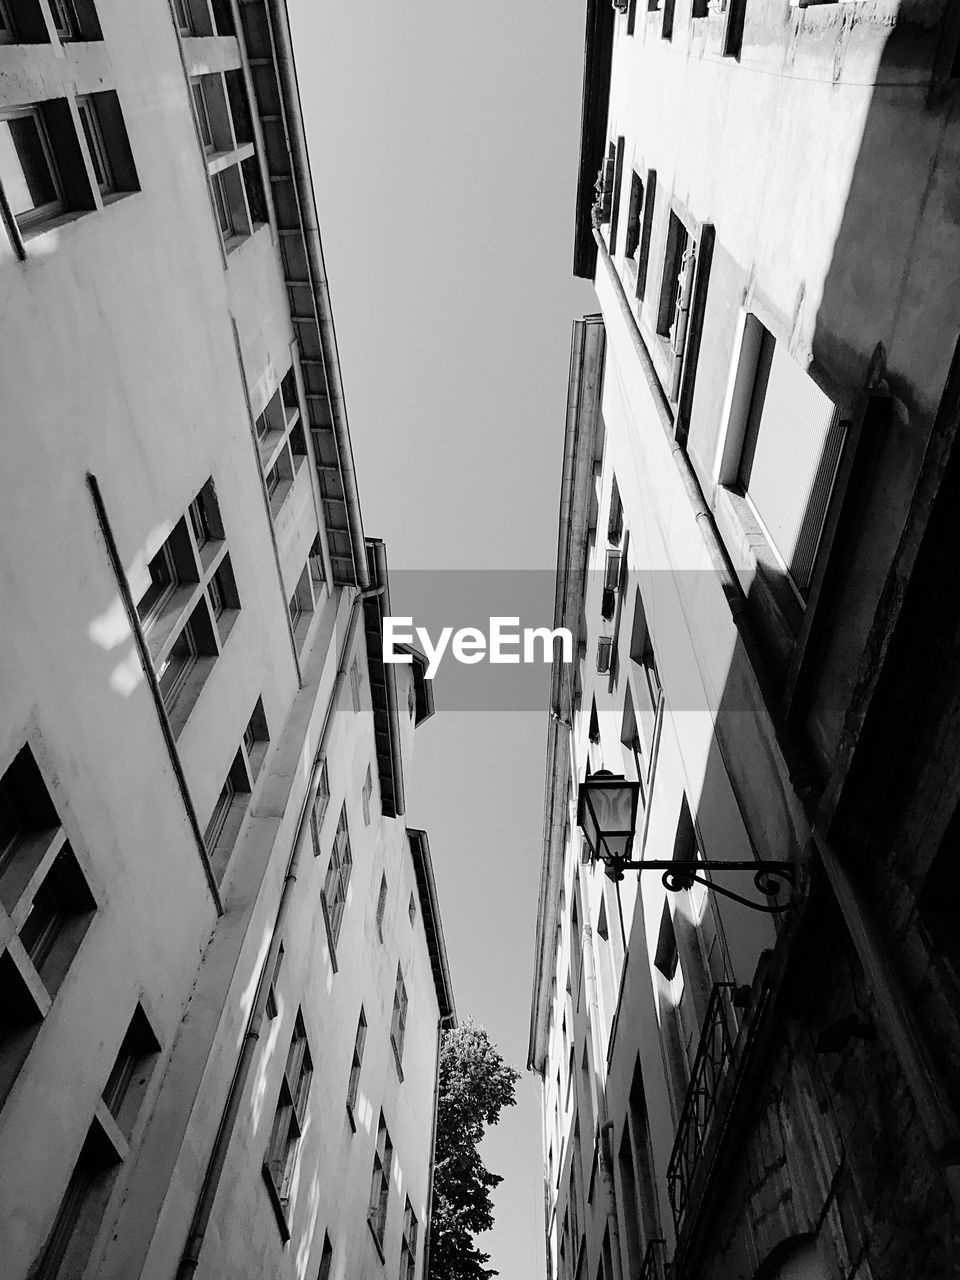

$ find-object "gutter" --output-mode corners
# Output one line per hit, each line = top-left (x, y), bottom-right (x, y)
(369, 539), (406, 817)
(176, 585), (378, 1277)
(263, 0), (368, 589)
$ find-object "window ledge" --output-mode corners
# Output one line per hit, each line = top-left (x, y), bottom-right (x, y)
(261, 1162), (292, 1243)
(367, 1215), (386, 1262)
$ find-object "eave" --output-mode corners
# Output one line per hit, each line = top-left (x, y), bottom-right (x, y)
(573, 0), (615, 280)
(408, 829), (457, 1022)
(363, 539), (406, 818)
(241, 0), (368, 586)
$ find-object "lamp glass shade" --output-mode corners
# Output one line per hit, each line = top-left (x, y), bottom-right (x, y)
(578, 772), (640, 864)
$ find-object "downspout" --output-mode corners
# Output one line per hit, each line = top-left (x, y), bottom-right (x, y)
(592, 225), (960, 1200)
(263, 0), (368, 589)
(176, 584), (383, 1278)
(423, 1013), (455, 1279)
(581, 922), (624, 1280)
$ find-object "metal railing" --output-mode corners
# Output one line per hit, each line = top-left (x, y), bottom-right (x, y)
(665, 981), (743, 1228)
(639, 1237), (668, 1280)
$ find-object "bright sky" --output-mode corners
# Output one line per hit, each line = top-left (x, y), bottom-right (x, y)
(290, 3), (594, 1276)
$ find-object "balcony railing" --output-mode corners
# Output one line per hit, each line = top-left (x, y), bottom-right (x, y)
(640, 1237), (668, 1280)
(665, 981), (744, 1228)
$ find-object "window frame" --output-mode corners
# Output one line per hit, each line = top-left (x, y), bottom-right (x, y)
(321, 804), (352, 951)
(0, 106), (67, 230)
(77, 95), (114, 195)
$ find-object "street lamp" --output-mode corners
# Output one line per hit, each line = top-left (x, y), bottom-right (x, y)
(577, 770), (795, 913)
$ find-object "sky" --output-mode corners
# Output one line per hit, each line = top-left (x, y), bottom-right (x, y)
(289, 4), (594, 1276)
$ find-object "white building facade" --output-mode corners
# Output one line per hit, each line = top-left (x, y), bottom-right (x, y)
(0, 3), (454, 1279)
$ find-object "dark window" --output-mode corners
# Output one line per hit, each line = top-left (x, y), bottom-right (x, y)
(322, 805), (352, 946)
(636, 169), (657, 301)
(265, 1010), (312, 1210)
(346, 1007), (366, 1117)
(400, 1199), (419, 1280)
(368, 1113), (393, 1245)
(390, 966), (408, 1073)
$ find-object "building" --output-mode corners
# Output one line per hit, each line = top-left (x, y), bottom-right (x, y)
(530, 5), (960, 1280)
(0, 3), (454, 1279)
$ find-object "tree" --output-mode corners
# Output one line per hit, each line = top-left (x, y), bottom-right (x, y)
(428, 1019), (521, 1280)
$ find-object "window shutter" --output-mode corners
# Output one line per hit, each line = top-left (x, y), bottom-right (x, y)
(741, 342), (845, 593)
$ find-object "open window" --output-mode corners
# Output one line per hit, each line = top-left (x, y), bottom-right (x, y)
(715, 314), (848, 604)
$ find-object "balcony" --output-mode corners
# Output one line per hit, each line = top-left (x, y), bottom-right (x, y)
(665, 981), (746, 1228)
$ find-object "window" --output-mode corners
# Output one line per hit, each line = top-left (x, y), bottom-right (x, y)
(29, 1000), (155, 1278)
(243, 696), (269, 780)
(173, 0), (193, 35)
(0, 1), (16, 43)
(101, 1004), (159, 1135)
(309, 534), (325, 593)
(156, 598), (216, 716)
(608, 136), (625, 255)
(192, 71), (267, 250)
(288, 562), (315, 651)
(657, 211), (692, 340)
(0, 746), (96, 1110)
(265, 1010), (313, 1227)
(77, 95), (113, 194)
(133, 487), (229, 734)
(50, 0), (82, 39)
(629, 589), (661, 751)
(623, 173), (644, 264)
(375, 872), (388, 941)
(346, 1007), (366, 1122)
(390, 965), (408, 1076)
(350, 658), (362, 712)
(0, 108), (64, 229)
(635, 169), (657, 301)
(32, 1119), (122, 1280)
(189, 480), (223, 557)
(408, 890), (417, 927)
(368, 1113), (393, 1248)
(317, 1232), (334, 1280)
(265, 942), (284, 1020)
(596, 636), (613, 676)
(719, 318), (847, 598)
(18, 845), (95, 996)
(203, 749), (251, 882)
(321, 805), (352, 950)
(400, 1199), (418, 1280)
(662, 0), (676, 38)
(311, 760), (330, 851)
(361, 765), (373, 826)
(607, 477), (623, 545)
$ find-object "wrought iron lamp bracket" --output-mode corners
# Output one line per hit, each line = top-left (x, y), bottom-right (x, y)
(601, 857), (795, 913)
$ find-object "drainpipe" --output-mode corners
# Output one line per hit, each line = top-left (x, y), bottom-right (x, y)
(176, 584), (382, 1278)
(592, 225), (960, 1204)
(262, 0), (368, 589)
(581, 922), (624, 1280)
(423, 1013), (455, 1279)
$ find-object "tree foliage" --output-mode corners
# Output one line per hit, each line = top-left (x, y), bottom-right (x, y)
(428, 1019), (521, 1280)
